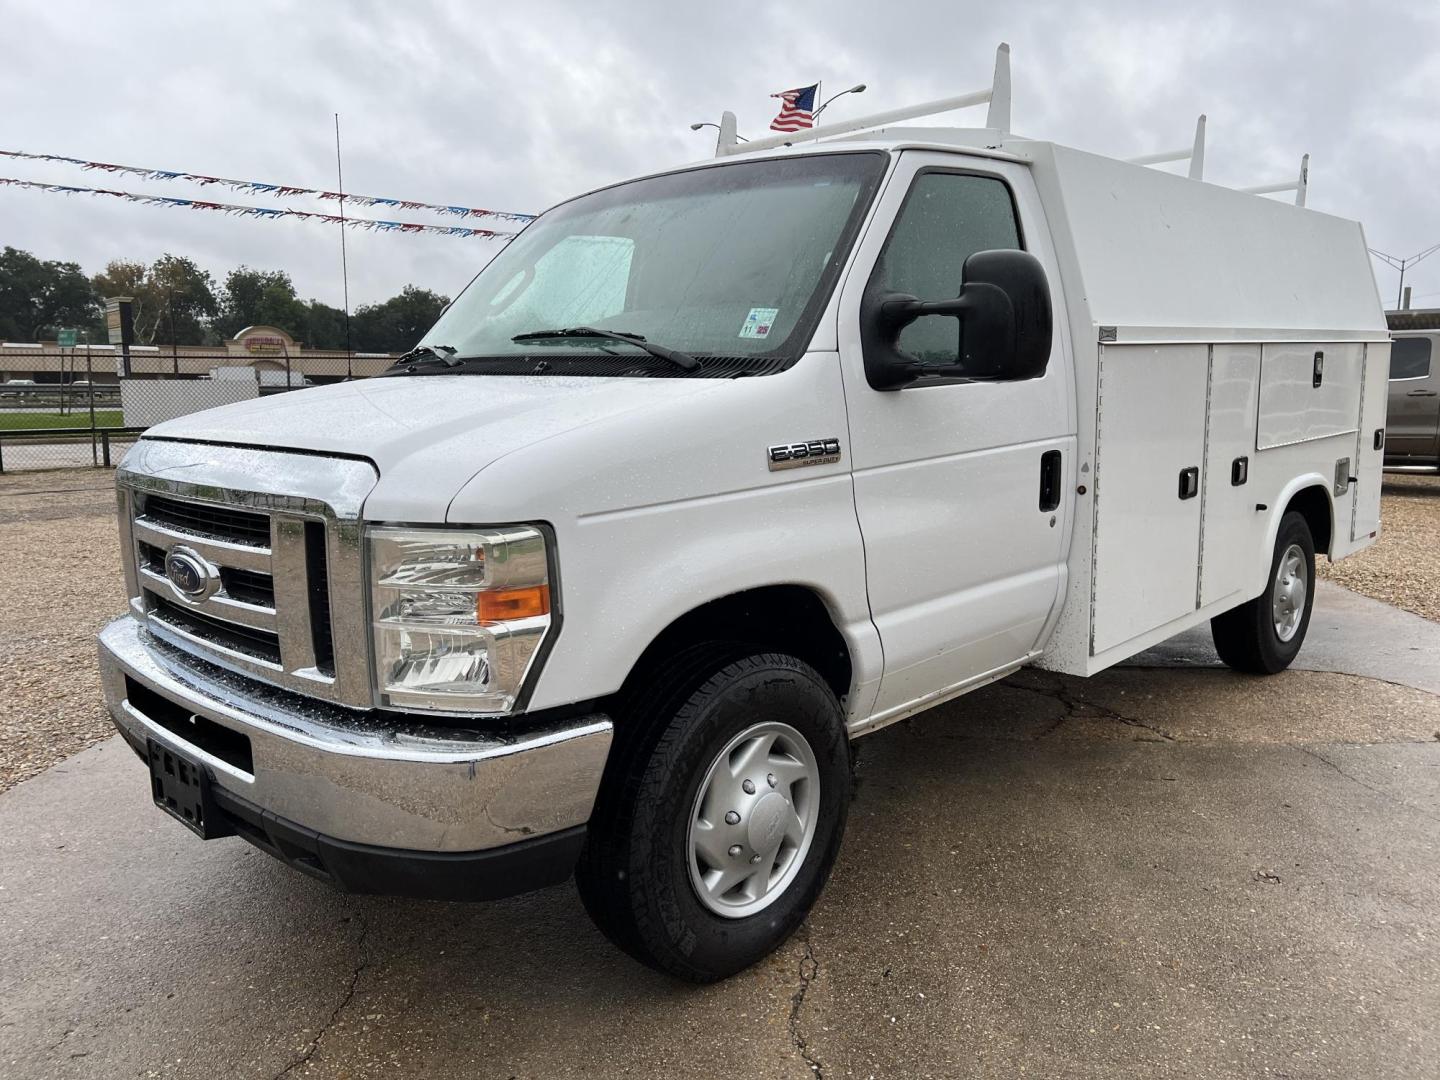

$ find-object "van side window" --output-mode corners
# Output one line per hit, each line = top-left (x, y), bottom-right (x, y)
(869, 172), (1022, 372)
(1390, 337), (1432, 380)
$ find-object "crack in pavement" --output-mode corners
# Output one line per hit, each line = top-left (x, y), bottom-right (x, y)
(1119, 662), (1440, 703)
(787, 922), (824, 1078)
(1299, 746), (1440, 825)
(44, 1027), (74, 1054)
(1012, 674), (1178, 742)
(273, 912), (370, 1079)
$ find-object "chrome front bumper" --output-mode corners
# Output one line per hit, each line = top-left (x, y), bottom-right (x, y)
(98, 615), (613, 855)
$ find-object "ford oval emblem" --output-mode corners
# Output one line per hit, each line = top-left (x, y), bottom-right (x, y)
(164, 547), (213, 599)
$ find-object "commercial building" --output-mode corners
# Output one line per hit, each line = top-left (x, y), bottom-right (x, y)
(0, 325), (400, 385)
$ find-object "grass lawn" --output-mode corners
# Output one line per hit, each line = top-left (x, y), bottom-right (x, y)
(0, 410), (125, 431)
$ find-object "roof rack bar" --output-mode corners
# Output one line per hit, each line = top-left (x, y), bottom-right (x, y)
(1239, 153), (1310, 207)
(1124, 115), (1207, 180)
(1127, 148), (1190, 166)
(715, 111), (739, 154)
(717, 42), (1010, 157)
(985, 43), (1011, 132)
(1189, 115), (1206, 180)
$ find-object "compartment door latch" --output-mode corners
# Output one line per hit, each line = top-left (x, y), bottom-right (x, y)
(1178, 466), (1200, 500)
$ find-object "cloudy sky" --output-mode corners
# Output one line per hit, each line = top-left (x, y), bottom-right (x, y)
(3, 1), (1438, 312)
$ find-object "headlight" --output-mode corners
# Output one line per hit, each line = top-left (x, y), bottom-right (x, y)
(368, 525), (553, 714)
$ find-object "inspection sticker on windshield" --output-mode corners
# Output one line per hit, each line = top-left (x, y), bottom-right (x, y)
(739, 307), (779, 339)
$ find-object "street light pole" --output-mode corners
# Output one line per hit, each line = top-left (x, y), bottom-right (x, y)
(1371, 242), (1440, 310)
(690, 82), (862, 146)
(812, 83), (866, 119)
(690, 122), (748, 142)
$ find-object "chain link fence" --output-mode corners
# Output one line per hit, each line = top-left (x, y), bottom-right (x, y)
(0, 348), (397, 473)
(0, 378), (139, 473)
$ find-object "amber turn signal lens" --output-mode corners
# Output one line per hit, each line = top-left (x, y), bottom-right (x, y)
(476, 584), (551, 625)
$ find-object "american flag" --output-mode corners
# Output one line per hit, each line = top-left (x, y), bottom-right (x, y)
(770, 83), (819, 132)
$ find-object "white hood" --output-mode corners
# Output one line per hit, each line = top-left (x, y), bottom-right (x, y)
(145, 374), (721, 521)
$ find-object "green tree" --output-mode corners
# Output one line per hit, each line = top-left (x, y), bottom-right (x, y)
(2, 246), (451, 353)
(0, 246), (101, 341)
(212, 266), (307, 341)
(148, 255), (218, 347)
(91, 255), (217, 346)
(90, 259), (150, 340)
(351, 285), (450, 353)
(299, 299), (349, 350)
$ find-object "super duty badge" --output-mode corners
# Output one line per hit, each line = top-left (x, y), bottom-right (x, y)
(768, 437), (842, 471)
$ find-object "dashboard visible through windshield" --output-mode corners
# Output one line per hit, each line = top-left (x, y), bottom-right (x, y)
(416, 152), (888, 376)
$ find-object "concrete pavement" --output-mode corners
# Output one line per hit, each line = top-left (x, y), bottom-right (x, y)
(1134, 579), (1440, 695)
(2, 584), (1438, 1079)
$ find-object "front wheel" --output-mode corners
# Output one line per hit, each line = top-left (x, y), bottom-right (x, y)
(1210, 511), (1316, 673)
(576, 652), (850, 982)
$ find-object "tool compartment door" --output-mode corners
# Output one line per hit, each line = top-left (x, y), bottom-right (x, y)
(1199, 344), (1266, 608)
(1257, 343), (1363, 450)
(1352, 340), (1390, 542)
(1090, 343), (1209, 654)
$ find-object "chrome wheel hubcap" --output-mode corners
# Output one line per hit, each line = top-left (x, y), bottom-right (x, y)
(1272, 543), (1307, 642)
(687, 721), (819, 919)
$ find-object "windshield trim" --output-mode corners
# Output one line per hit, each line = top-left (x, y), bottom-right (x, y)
(543, 147), (889, 222)
(425, 150), (891, 378)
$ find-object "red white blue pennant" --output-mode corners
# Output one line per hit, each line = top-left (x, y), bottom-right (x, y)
(0, 149), (535, 223)
(0, 177), (520, 238)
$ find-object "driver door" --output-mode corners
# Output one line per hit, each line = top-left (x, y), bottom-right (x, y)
(836, 152), (1075, 721)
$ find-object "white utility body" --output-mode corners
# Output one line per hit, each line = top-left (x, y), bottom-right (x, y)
(98, 46), (1388, 980)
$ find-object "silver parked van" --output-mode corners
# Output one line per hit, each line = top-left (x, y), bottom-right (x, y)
(1386, 333), (1440, 468)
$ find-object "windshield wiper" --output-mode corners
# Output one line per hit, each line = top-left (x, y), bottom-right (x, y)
(511, 327), (700, 372)
(387, 344), (460, 372)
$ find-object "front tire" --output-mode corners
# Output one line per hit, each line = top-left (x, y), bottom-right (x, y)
(1211, 511), (1316, 673)
(576, 652), (850, 982)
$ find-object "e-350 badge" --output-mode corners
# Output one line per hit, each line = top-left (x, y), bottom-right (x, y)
(767, 437), (842, 471)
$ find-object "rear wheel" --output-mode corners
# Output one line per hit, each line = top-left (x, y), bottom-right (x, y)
(576, 651), (849, 982)
(1211, 511), (1316, 673)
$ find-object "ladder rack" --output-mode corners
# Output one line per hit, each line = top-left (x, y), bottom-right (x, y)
(714, 43), (1011, 156)
(712, 46), (1311, 207)
(1125, 115), (1207, 180)
(1239, 154), (1310, 207)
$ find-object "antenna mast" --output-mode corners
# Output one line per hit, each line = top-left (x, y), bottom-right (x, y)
(334, 113), (353, 378)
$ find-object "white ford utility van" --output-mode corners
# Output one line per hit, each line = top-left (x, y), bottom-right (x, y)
(98, 49), (1389, 981)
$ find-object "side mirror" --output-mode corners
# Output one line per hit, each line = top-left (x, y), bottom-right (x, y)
(860, 249), (1053, 390)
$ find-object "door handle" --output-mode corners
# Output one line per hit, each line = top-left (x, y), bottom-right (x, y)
(1038, 450), (1062, 512)
(1407, 389), (1438, 397)
(1178, 466), (1200, 500)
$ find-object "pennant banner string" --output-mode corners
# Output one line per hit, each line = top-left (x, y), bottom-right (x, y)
(0, 177), (520, 238)
(0, 148), (536, 223)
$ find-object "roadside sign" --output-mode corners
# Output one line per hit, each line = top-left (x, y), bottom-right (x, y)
(104, 297), (135, 375)
(57, 329), (77, 348)
(104, 297), (134, 346)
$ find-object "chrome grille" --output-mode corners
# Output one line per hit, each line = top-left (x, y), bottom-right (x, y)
(148, 594), (284, 665)
(219, 566), (276, 607)
(142, 494), (272, 547)
(116, 440), (378, 707)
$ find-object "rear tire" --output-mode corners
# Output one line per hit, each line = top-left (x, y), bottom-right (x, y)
(576, 651), (850, 982)
(1211, 511), (1316, 674)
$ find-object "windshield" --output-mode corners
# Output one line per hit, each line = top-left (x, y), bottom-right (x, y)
(419, 152), (887, 373)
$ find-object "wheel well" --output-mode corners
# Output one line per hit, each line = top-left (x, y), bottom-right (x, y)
(617, 586), (853, 707)
(1285, 485), (1333, 555)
